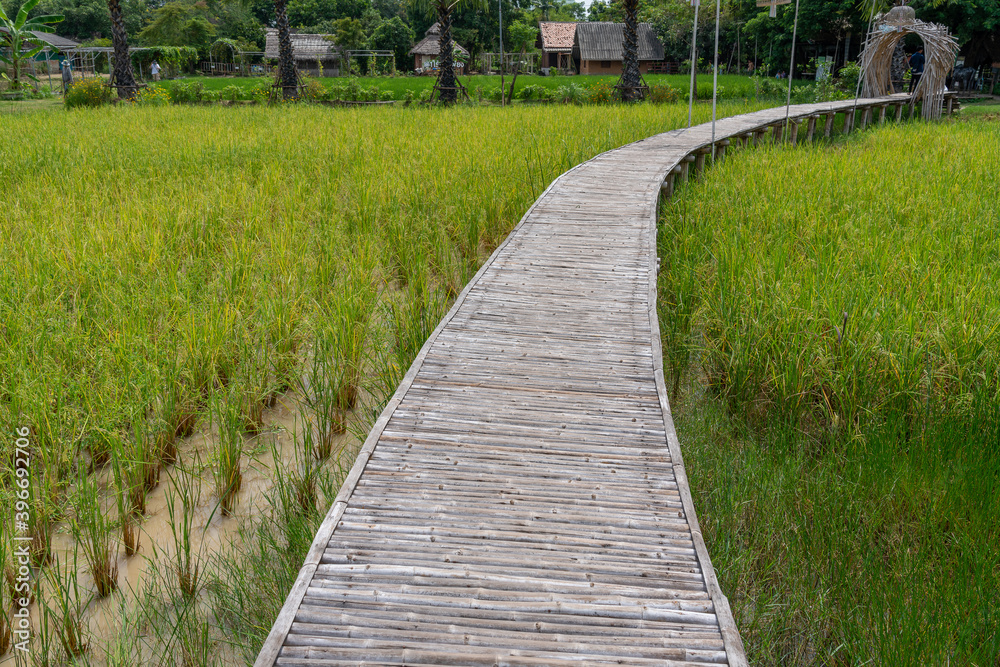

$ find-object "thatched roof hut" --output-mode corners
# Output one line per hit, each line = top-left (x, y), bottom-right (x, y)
(409, 23), (469, 72)
(573, 22), (664, 75)
(537, 22), (576, 71)
(264, 29), (341, 62)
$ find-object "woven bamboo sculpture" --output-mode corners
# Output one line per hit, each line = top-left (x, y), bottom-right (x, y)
(859, 5), (959, 120)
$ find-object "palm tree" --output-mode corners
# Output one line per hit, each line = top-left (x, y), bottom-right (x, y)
(0, 0), (63, 91)
(410, 0), (485, 103)
(619, 0), (642, 101)
(105, 0), (138, 99)
(274, 0), (297, 99)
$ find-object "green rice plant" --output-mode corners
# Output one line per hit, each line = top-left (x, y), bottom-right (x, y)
(128, 412), (160, 494)
(27, 462), (57, 568)
(212, 392), (244, 516)
(164, 461), (204, 600)
(659, 118), (1000, 665)
(70, 469), (119, 598)
(101, 594), (142, 666)
(38, 552), (89, 660)
(111, 446), (141, 557)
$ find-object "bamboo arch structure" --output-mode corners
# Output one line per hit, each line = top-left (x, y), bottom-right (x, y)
(859, 5), (959, 120)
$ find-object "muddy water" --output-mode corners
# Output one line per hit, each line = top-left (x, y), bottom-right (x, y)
(1, 391), (364, 666)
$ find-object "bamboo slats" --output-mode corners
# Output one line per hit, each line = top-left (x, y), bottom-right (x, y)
(256, 95), (916, 667)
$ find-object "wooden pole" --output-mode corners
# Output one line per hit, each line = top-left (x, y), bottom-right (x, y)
(711, 0), (720, 158)
(783, 0), (801, 134)
(687, 0), (700, 127)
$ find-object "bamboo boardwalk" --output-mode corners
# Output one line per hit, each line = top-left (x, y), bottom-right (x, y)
(257, 94), (938, 667)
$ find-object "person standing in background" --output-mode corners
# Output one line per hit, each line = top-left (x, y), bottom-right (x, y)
(908, 47), (925, 93)
(151, 60), (161, 82)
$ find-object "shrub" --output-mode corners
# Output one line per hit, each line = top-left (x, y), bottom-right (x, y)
(300, 76), (325, 102)
(249, 81), (271, 102)
(515, 84), (548, 101)
(379, 90), (394, 102)
(220, 85), (243, 101)
(553, 83), (587, 105)
(588, 81), (615, 104)
(64, 78), (113, 108)
(648, 83), (681, 104)
(167, 80), (205, 104)
(134, 86), (170, 106)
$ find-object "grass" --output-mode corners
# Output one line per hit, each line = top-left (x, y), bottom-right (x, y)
(658, 116), (1000, 664)
(0, 99), (772, 663)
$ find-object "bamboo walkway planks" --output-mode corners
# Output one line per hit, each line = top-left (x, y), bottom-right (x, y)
(256, 95), (925, 667)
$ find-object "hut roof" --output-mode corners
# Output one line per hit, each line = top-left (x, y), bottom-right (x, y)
(537, 22), (576, 54)
(409, 23), (469, 57)
(574, 22), (664, 62)
(0, 28), (79, 51)
(264, 29), (341, 60)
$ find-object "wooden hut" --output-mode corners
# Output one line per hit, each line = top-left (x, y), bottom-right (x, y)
(264, 29), (341, 77)
(537, 22), (576, 73)
(409, 23), (469, 73)
(573, 22), (664, 75)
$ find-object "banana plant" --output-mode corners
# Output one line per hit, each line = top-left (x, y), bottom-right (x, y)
(0, 0), (63, 91)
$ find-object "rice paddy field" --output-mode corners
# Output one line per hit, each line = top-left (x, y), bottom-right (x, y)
(658, 116), (1000, 664)
(0, 100), (768, 665)
(1, 96), (997, 665)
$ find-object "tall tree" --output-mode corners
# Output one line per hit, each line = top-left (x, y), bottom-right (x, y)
(410, 0), (485, 103)
(619, 0), (641, 100)
(106, 0), (138, 98)
(274, 0), (297, 99)
(0, 0), (63, 90)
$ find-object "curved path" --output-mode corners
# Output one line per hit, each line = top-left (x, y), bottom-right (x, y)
(256, 94), (934, 667)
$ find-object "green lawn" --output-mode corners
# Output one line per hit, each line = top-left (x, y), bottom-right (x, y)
(149, 72), (767, 101)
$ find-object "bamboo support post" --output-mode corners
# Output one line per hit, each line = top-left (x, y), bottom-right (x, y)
(680, 154), (695, 182)
(895, 102), (904, 121)
(715, 138), (730, 161)
(805, 115), (818, 142)
(823, 112), (835, 138)
(788, 119), (801, 146)
(661, 165), (681, 199)
(858, 106), (869, 129)
(753, 127), (768, 146)
(877, 104), (887, 123)
(843, 109), (854, 134)
(770, 123), (783, 142)
(694, 147), (711, 176)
